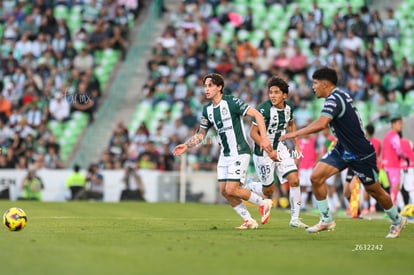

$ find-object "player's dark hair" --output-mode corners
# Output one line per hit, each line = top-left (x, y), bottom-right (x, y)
(267, 76), (289, 94)
(312, 67), (338, 85)
(365, 124), (375, 136)
(74, 164), (80, 172)
(203, 73), (225, 93)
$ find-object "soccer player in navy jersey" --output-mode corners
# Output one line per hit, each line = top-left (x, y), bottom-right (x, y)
(280, 67), (407, 238)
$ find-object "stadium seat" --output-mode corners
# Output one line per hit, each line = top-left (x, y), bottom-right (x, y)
(48, 121), (64, 138)
(237, 29), (250, 41)
(153, 101), (171, 122)
(233, 3), (248, 17)
(171, 101), (184, 121)
(355, 101), (370, 126)
(404, 92), (414, 114)
(311, 98), (324, 119)
(54, 5), (69, 20)
(0, 24), (4, 40)
(73, 40), (86, 51)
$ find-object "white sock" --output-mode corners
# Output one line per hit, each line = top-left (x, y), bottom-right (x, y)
(248, 191), (265, 206)
(301, 192), (308, 209)
(312, 194), (318, 208)
(369, 196), (377, 207)
(363, 200), (369, 210)
(396, 191), (405, 210)
(332, 192), (340, 209)
(290, 186), (301, 219)
(233, 203), (252, 220)
(409, 191), (414, 204)
(343, 196), (349, 209)
(327, 195), (334, 212)
(248, 181), (264, 196)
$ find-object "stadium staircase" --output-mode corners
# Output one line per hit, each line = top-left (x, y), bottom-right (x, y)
(69, 0), (172, 168)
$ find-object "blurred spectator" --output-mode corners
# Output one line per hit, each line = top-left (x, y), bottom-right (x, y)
(342, 30), (363, 55)
(382, 8), (399, 40)
(2, 51), (19, 76)
(137, 140), (159, 169)
(76, 163), (104, 201)
(87, 20), (110, 52)
(65, 164), (86, 200)
(158, 142), (175, 171)
(120, 165), (145, 201)
(382, 67), (403, 93)
(0, 93), (12, 123)
(71, 81), (95, 122)
(402, 64), (414, 97)
(19, 169), (43, 201)
(192, 144), (216, 171)
(288, 44), (308, 76)
(73, 48), (94, 73)
(236, 39), (258, 65)
(108, 25), (128, 60)
(0, 119), (12, 147)
(26, 102), (43, 129)
(181, 104), (198, 130)
(288, 5), (305, 30)
(49, 92), (70, 122)
(44, 145), (64, 169)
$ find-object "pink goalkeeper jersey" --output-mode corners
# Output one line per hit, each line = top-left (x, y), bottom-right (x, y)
(382, 130), (408, 168)
(369, 137), (381, 169)
(298, 136), (317, 169)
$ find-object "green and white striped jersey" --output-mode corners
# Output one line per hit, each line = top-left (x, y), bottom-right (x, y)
(253, 100), (295, 156)
(200, 95), (251, 157)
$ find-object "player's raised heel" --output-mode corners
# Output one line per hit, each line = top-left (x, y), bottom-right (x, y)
(235, 219), (259, 230)
(259, 199), (273, 225)
(385, 217), (407, 238)
(306, 220), (336, 233)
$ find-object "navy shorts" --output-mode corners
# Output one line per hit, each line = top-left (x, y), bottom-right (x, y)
(320, 148), (378, 185)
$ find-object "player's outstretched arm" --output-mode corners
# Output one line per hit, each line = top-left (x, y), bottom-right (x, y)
(172, 128), (207, 156)
(280, 116), (330, 141)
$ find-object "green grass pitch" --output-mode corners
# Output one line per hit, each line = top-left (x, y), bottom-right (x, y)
(0, 201), (412, 275)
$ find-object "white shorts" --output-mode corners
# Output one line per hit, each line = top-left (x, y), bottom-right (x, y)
(402, 168), (414, 192)
(326, 173), (339, 186)
(299, 168), (313, 187)
(253, 142), (297, 186)
(217, 154), (250, 184)
(340, 169), (348, 185)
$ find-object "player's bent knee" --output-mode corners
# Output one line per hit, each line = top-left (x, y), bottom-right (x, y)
(310, 173), (325, 185)
(289, 180), (300, 187)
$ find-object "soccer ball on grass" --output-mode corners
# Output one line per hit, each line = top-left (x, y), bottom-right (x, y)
(3, 207), (28, 231)
(401, 204), (414, 218)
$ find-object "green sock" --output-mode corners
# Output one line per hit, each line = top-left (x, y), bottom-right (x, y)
(384, 206), (402, 225)
(316, 199), (333, 222)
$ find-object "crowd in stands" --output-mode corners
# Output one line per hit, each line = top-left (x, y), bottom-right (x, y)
(101, 0), (413, 174)
(0, 0), (141, 170)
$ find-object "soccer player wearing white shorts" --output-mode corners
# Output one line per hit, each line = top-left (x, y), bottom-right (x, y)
(250, 76), (308, 228)
(401, 138), (414, 204)
(173, 73), (273, 229)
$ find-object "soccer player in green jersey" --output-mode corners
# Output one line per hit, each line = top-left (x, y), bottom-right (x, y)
(249, 76), (309, 228)
(173, 73), (274, 229)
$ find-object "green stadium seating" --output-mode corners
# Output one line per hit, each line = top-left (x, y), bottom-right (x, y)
(54, 5), (69, 20)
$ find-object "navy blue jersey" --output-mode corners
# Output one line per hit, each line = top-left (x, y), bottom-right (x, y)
(320, 89), (374, 159)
